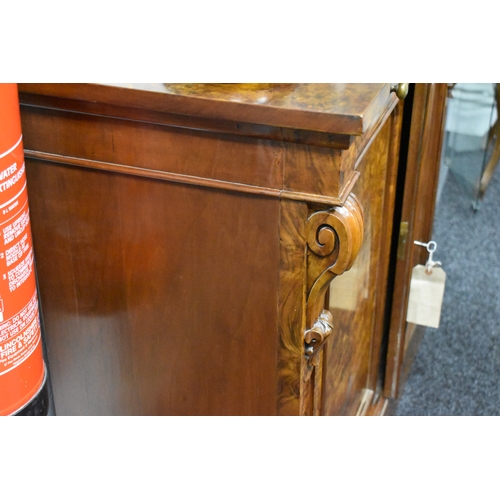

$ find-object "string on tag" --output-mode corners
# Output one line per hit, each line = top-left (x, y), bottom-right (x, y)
(414, 240), (442, 275)
(407, 239), (446, 328)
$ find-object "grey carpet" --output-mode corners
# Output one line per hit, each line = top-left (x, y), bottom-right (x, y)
(395, 157), (500, 415)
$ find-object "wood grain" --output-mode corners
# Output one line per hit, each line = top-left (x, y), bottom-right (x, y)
(18, 91), (354, 150)
(19, 83), (395, 136)
(384, 84), (448, 399)
(17, 83), (417, 416)
(20, 101), (360, 205)
(27, 159), (281, 415)
(366, 100), (404, 391)
(20, 105), (283, 191)
(299, 194), (365, 414)
(276, 199), (308, 416)
(321, 111), (402, 415)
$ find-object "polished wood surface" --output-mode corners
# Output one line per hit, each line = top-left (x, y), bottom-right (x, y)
(20, 96), (364, 206)
(18, 83), (440, 415)
(276, 200), (308, 416)
(27, 162), (281, 415)
(303, 193), (365, 415)
(19, 83), (395, 136)
(321, 109), (402, 415)
(384, 84), (448, 398)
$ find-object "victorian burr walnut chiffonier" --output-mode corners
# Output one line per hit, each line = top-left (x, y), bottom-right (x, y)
(17, 83), (448, 416)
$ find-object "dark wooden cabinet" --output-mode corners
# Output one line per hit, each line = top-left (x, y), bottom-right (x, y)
(18, 83), (447, 415)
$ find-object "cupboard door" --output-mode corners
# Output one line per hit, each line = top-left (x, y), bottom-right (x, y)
(321, 103), (404, 415)
(26, 160), (282, 415)
(384, 83), (448, 399)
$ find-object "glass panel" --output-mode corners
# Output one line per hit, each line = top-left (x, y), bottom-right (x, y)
(442, 83), (498, 210)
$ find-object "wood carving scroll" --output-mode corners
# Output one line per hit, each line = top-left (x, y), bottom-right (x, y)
(304, 194), (364, 367)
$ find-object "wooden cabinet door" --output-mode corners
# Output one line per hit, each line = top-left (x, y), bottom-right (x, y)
(383, 83), (449, 400)
(319, 101), (405, 415)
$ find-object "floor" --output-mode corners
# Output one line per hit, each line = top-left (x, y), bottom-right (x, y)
(395, 147), (500, 415)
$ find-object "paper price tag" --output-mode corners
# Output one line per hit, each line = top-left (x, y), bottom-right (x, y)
(406, 264), (446, 328)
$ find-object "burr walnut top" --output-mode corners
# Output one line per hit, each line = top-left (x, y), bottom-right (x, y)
(18, 83), (395, 136)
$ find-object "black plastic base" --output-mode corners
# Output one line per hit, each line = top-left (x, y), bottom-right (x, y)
(13, 379), (50, 416)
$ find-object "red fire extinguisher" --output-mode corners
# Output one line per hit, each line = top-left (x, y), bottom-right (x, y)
(0, 84), (48, 415)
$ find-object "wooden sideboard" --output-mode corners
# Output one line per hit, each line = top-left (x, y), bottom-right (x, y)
(18, 83), (447, 415)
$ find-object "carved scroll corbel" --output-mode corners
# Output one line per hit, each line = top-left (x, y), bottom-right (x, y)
(304, 194), (364, 368)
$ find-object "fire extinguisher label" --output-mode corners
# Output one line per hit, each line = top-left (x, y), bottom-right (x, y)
(0, 84), (45, 415)
(0, 134), (40, 373)
(0, 291), (40, 375)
